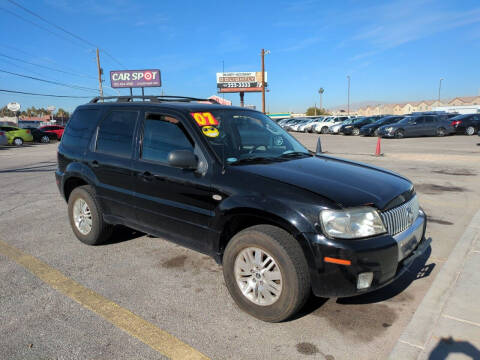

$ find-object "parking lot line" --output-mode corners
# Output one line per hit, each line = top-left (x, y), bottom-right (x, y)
(0, 239), (210, 360)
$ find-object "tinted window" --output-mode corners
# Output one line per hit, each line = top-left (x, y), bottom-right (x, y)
(425, 117), (434, 123)
(96, 111), (137, 158)
(62, 108), (101, 152)
(141, 114), (193, 163)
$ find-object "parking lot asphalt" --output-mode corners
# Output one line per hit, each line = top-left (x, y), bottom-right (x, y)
(0, 135), (479, 360)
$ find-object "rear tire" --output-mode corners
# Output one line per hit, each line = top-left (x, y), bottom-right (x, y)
(68, 185), (113, 245)
(394, 129), (404, 139)
(436, 127), (446, 137)
(13, 137), (23, 146)
(466, 126), (476, 136)
(41, 135), (50, 143)
(223, 225), (310, 322)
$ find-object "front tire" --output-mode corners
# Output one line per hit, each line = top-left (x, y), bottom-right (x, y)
(394, 129), (404, 139)
(13, 137), (23, 146)
(466, 126), (476, 136)
(41, 135), (50, 143)
(320, 126), (329, 134)
(352, 127), (360, 136)
(223, 225), (310, 322)
(68, 185), (113, 245)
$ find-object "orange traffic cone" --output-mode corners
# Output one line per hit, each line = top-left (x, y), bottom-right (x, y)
(375, 137), (382, 156)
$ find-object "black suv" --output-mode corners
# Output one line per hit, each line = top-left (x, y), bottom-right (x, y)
(56, 96), (428, 322)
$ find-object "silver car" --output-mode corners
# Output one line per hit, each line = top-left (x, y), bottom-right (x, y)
(0, 130), (8, 146)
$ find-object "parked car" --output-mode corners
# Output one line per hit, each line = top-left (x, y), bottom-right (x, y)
(448, 114), (480, 135)
(279, 118), (298, 130)
(38, 125), (65, 140)
(0, 126), (34, 145)
(56, 95), (428, 322)
(314, 116), (349, 134)
(329, 118), (355, 134)
(285, 118), (308, 131)
(360, 116), (404, 136)
(24, 127), (58, 143)
(303, 117), (326, 132)
(0, 131), (8, 146)
(340, 116), (383, 135)
(378, 115), (455, 138)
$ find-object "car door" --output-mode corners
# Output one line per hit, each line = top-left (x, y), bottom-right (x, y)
(85, 109), (138, 220)
(132, 110), (217, 253)
(423, 116), (436, 136)
(407, 117), (424, 136)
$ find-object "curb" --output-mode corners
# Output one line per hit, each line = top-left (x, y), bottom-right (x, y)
(389, 208), (480, 359)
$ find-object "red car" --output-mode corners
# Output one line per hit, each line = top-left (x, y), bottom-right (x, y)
(38, 125), (65, 140)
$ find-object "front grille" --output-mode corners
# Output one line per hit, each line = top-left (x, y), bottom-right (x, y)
(380, 195), (419, 235)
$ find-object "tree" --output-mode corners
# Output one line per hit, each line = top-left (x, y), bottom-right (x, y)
(306, 107), (330, 116)
(56, 108), (70, 118)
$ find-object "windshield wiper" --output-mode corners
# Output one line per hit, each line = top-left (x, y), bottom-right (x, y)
(229, 156), (277, 165)
(278, 151), (311, 158)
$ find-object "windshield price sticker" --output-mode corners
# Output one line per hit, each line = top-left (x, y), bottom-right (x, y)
(191, 112), (219, 126)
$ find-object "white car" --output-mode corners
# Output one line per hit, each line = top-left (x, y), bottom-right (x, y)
(314, 116), (350, 134)
(304, 117), (328, 132)
(329, 118), (356, 134)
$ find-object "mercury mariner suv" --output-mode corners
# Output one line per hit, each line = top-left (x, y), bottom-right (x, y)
(56, 95), (429, 322)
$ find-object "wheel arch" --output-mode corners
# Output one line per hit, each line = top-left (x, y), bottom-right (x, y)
(215, 208), (316, 270)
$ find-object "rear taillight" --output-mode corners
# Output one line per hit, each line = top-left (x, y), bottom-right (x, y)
(450, 120), (462, 127)
(0, 132), (4, 135)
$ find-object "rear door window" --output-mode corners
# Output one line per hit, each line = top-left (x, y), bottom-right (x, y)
(96, 111), (138, 158)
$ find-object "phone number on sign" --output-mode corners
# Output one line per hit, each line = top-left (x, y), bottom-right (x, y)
(218, 82), (259, 88)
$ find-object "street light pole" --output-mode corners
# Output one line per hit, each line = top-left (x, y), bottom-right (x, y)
(346, 76), (351, 115)
(261, 49), (270, 114)
(318, 87), (324, 112)
(438, 78), (444, 102)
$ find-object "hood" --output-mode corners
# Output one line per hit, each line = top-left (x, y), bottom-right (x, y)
(234, 155), (412, 210)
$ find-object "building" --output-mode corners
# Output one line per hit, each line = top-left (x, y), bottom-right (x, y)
(354, 96), (480, 116)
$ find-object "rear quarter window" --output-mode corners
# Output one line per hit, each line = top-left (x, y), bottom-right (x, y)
(61, 108), (101, 152)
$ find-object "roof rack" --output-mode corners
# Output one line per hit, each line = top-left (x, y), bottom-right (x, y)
(89, 95), (220, 104)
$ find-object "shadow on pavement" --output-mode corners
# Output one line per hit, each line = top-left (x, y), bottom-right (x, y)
(0, 162), (57, 173)
(428, 337), (480, 359)
(337, 241), (434, 305)
(100, 225), (145, 246)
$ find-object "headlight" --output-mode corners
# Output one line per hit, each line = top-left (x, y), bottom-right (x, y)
(320, 207), (386, 239)
(386, 127), (394, 131)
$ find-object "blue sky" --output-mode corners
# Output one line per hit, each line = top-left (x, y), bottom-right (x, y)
(1, 0), (479, 113)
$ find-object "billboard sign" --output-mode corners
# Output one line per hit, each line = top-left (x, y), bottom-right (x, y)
(110, 69), (161, 88)
(216, 72), (267, 93)
(7, 102), (20, 112)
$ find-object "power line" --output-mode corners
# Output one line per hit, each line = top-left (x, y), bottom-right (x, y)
(6, 0), (126, 68)
(0, 89), (91, 98)
(0, 52), (98, 80)
(0, 69), (99, 93)
(0, 6), (91, 51)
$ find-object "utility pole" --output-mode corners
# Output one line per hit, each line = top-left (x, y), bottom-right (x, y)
(314, 102), (317, 116)
(96, 48), (104, 97)
(346, 76), (351, 115)
(261, 49), (270, 114)
(438, 78), (444, 102)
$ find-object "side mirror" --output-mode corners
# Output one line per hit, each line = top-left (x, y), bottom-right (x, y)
(168, 150), (198, 170)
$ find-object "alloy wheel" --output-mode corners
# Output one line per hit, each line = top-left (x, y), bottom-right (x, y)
(73, 198), (93, 235)
(466, 126), (475, 136)
(234, 247), (283, 306)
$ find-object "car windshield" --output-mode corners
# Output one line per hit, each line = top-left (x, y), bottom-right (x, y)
(398, 117), (414, 123)
(200, 110), (311, 164)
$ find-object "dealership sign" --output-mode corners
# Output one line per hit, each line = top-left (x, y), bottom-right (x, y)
(110, 69), (161, 88)
(216, 72), (267, 93)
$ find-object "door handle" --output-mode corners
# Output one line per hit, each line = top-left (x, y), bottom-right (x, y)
(91, 160), (99, 168)
(141, 171), (154, 181)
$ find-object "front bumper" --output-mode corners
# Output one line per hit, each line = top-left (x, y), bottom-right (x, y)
(305, 210), (428, 298)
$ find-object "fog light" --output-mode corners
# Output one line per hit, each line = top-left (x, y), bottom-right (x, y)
(357, 272), (373, 290)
